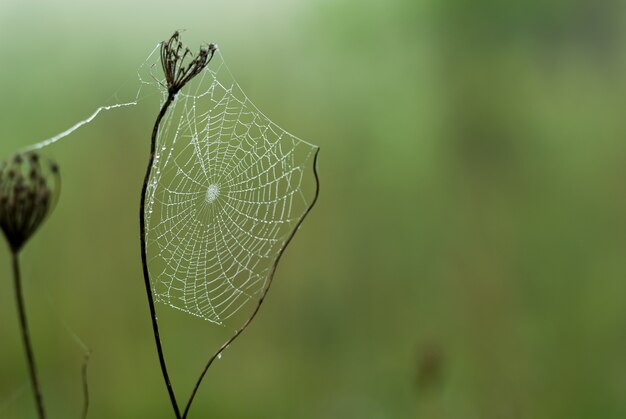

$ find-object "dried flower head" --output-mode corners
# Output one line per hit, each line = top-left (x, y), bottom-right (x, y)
(161, 31), (216, 95)
(0, 152), (60, 252)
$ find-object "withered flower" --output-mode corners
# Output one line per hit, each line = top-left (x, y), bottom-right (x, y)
(0, 152), (60, 252)
(161, 31), (216, 95)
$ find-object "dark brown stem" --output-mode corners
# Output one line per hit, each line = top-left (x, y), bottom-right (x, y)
(140, 93), (181, 419)
(182, 148), (321, 419)
(12, 251), (46, 419)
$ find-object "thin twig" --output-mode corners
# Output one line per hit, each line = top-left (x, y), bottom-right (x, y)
(12, 251), (46, 419)
(182, 148), (321, 419)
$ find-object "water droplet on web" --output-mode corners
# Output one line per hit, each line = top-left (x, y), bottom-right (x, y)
(217, 352), (222, 360)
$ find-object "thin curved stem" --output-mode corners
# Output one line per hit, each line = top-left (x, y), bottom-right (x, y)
(80, 350), (91, 419)
(12, 251), (46, 419)
(182, 148), (321, 419)
(140, 92), (181, 419)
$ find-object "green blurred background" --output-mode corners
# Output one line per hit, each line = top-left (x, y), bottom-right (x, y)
(2, 0), (626, 418)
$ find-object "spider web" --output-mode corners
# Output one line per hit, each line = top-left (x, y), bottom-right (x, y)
(140, 48), (319, 325)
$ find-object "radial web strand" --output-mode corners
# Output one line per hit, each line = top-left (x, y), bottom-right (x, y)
(141, 49), (318, 325)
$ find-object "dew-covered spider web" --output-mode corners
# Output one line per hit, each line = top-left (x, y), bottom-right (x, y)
(17, 43), (318, 326)
(139, 48), (319, 325)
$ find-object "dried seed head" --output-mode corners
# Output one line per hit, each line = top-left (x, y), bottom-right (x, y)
(0, 152), (61, 252)
(161, 31), (216, 95)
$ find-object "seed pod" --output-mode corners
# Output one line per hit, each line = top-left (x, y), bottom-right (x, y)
(0, 152), (60, 252)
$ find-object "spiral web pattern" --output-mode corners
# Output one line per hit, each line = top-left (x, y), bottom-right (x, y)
(142, 49), (318, 324)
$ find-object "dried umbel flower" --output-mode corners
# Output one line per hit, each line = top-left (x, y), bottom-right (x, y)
(161, 31), (216, 95)
(0, 152), (60, 252)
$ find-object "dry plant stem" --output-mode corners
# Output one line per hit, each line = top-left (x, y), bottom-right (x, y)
(81, 351), (91, 419)
(140, 32), (214, 419)
(182, 148), (321, 419)
(12, 251), (46, 419)
(140, 92), (181, 419)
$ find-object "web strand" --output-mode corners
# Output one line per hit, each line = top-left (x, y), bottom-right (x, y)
(18, 44), (163, 153)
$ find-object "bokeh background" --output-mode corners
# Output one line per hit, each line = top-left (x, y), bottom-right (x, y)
(2, 0), (626, 418)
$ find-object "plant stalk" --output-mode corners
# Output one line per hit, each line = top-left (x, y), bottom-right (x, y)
(140, 92), (181, 419)
(80, 350), (91, 419)
(12, 251), (46, 419)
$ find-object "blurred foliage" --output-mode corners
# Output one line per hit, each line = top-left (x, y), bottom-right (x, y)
(1, 0), (626, 418)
